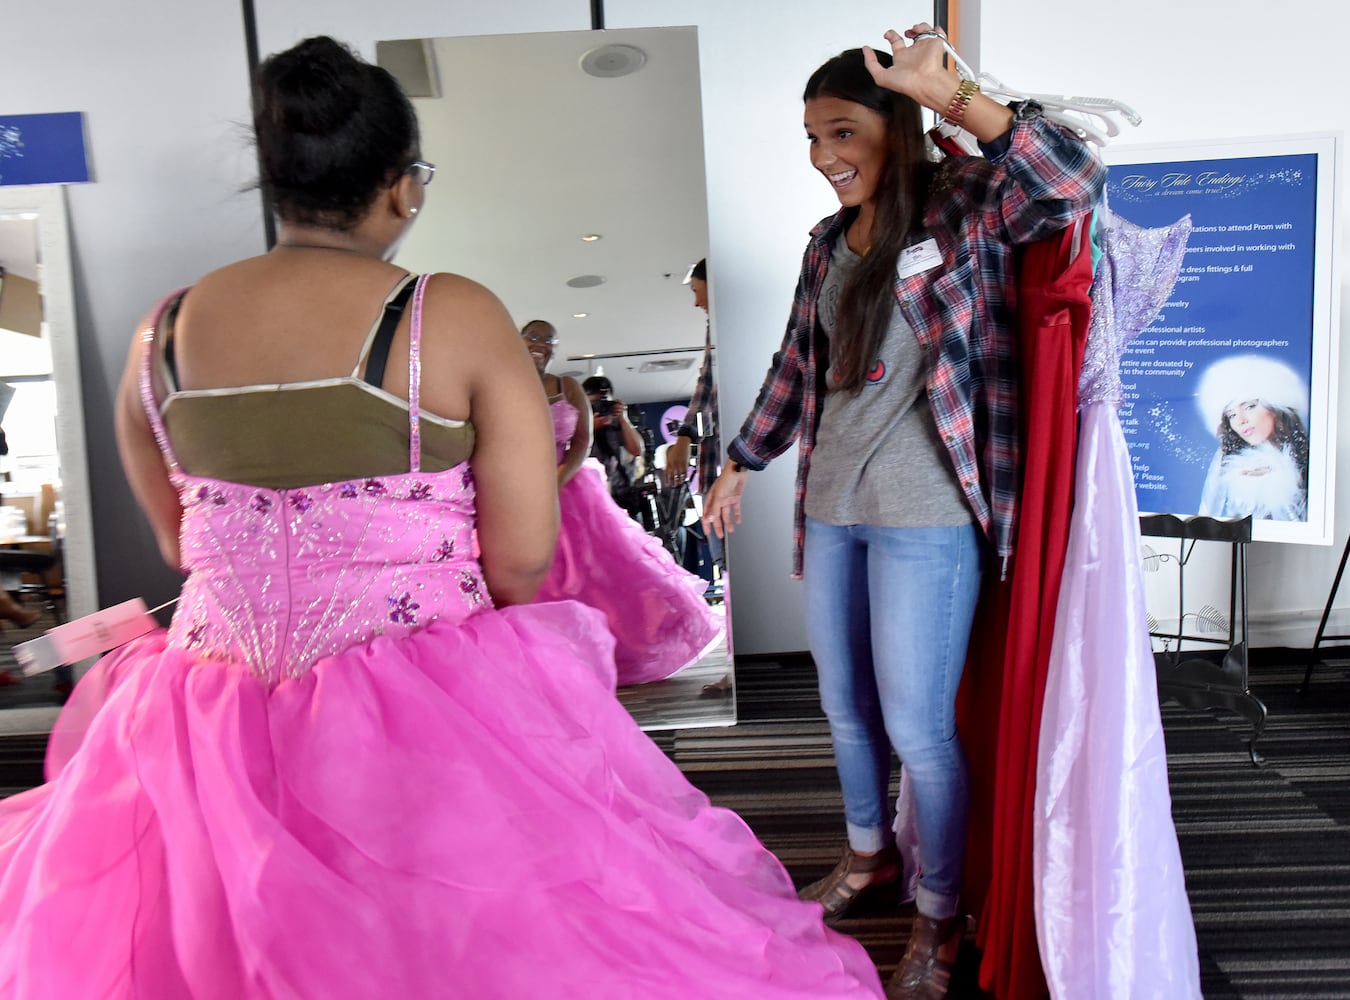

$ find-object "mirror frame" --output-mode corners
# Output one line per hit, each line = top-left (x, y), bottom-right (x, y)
(0, 185), (98, 625)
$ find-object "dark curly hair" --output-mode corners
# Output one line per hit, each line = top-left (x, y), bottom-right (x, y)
(253, 36), (420, 231)
(803, 48), (936, 392)
(1216, 401), (1310, 482)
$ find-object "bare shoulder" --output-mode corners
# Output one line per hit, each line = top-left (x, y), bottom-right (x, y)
(559, 375), (590, 413)
(178, 253), (272, 298)
(414, 272), (531, 419)
(418, 271), (521, 369)
(419, 271), (513, 327)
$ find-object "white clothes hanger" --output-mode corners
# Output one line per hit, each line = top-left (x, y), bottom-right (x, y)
(909, 32), (1142, 149)
(977, 71), (1142, 147)
(909, 33), (984, 156)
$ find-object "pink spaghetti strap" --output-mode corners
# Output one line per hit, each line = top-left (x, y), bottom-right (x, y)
(407, 273), (431, 473)
(138, 289), (190, 476)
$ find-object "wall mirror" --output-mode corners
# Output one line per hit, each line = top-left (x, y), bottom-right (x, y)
(0, 185), (97, 733)
(382, 25), (733, 730)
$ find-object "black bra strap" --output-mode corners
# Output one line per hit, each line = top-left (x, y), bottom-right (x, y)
(362, 277), (417, 390)
(161, 290), (189, 392)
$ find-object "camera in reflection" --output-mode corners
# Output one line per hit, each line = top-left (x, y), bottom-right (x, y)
(583, 376), (619, 419)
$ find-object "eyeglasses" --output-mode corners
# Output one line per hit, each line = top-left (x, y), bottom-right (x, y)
(405, 160), (436, 186)
(522, 330), (559, 346)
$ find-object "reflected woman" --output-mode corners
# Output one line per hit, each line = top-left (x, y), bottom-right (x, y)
(521, 319), (592, 488)
(1197, 355), (1309, 521)
(523, 320), (725, 686)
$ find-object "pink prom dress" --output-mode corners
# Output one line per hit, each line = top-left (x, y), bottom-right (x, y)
(0, 276), (880, 999)
(537, 398), (724, 685)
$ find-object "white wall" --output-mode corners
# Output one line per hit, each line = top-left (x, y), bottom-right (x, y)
(981, 0), (1350, 645)
(1, 0), (264, 610)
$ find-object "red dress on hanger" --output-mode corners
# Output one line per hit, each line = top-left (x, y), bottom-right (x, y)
(958, 216), (1096, 1000)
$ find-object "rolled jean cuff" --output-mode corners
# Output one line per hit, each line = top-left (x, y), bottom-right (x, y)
(915, 885), (960, 921)
(846, 823), (889, 854)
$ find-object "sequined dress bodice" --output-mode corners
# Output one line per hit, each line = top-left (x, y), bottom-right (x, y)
(166, 468), (488, 683)
(1079, 207), (1194, 407)
(550, 398), (578, 463)
(142, 276), (490, 685)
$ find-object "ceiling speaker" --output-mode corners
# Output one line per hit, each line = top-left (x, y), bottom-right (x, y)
(565, 274), (606, 289)
(579, 44), (647, 79)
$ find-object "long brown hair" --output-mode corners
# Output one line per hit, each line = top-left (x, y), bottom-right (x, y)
(804, 48), (936, 391)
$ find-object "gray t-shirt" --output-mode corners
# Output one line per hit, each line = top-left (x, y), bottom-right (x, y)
(804, 234), (972, 528)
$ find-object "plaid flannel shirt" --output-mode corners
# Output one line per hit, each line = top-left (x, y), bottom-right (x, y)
(676, 325), (720, 490)
(727, 103), (1106, 579)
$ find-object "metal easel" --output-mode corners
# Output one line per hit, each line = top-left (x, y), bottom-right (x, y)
(1142, 514), (1267, 766)
(1303, 533), (1350, 694)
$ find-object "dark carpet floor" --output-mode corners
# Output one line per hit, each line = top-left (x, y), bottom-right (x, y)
(658, 650), (1350, 999)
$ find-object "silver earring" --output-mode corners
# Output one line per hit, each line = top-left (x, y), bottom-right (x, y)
(409, 207), (419, 216)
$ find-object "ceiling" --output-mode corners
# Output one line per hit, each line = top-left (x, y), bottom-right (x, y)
(384, 25), (711, 405)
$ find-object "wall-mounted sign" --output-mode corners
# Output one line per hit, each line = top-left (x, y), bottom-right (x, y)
(0, 112), (90, 186)
(1105, 134), (1340, 544)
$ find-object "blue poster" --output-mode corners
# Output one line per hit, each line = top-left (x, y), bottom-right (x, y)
(1107, 152), (1319, 526)
(0, 112), (90, 186)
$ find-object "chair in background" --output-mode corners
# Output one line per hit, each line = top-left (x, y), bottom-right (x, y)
(0, 532), (64, 625)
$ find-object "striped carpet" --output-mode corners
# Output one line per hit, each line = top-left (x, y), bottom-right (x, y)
(2, 639), (1347, 997)
(656, 651), (1350, 999)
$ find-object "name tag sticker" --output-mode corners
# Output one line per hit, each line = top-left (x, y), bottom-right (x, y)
(896, 238), (943, 279)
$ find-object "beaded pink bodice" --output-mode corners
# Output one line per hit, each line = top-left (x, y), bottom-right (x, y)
(550, 398), (578, 463)
(140, 276), (491, 685)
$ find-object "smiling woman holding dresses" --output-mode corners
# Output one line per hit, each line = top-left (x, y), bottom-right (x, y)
(703, 23), (1105, 999)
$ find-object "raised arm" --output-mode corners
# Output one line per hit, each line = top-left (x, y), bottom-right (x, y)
(863, 25), (1015, 145)
(866, 24), (1106, 242)
(114, 306), (184, 570)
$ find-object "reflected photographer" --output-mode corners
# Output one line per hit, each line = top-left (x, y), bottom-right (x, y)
(583, 375), (645, 517)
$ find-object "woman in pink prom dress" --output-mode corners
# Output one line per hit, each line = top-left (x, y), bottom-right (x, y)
(0, 36), (880, 999)
(523, 321), (724, 686)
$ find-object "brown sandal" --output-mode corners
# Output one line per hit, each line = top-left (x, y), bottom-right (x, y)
(798, 844), (901, 921)
(885, 913), (964, 1000)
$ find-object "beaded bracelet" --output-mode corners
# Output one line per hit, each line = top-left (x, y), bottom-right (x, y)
(944, 78), (980, 126)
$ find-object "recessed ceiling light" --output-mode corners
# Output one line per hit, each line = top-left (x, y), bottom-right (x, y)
(573, 312), (589, 319)
(580, 234), (602, 243)
(566, 274), (606, 289)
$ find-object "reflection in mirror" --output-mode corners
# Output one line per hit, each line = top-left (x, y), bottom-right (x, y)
(0, 186), (96, 732)
(383, 27), (732, 730)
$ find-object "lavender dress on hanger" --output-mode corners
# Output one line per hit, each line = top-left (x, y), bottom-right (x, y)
(1033, 207), (1203, 999)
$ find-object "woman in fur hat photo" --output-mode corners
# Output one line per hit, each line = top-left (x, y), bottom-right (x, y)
(1196, 354), (1310, 522)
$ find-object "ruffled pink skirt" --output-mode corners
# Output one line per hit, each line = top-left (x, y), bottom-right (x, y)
(539, 461), (723, 685)
(0, 603), (878, 998)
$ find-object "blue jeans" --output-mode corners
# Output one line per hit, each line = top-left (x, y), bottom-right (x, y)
(803, 518), (983, 920)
